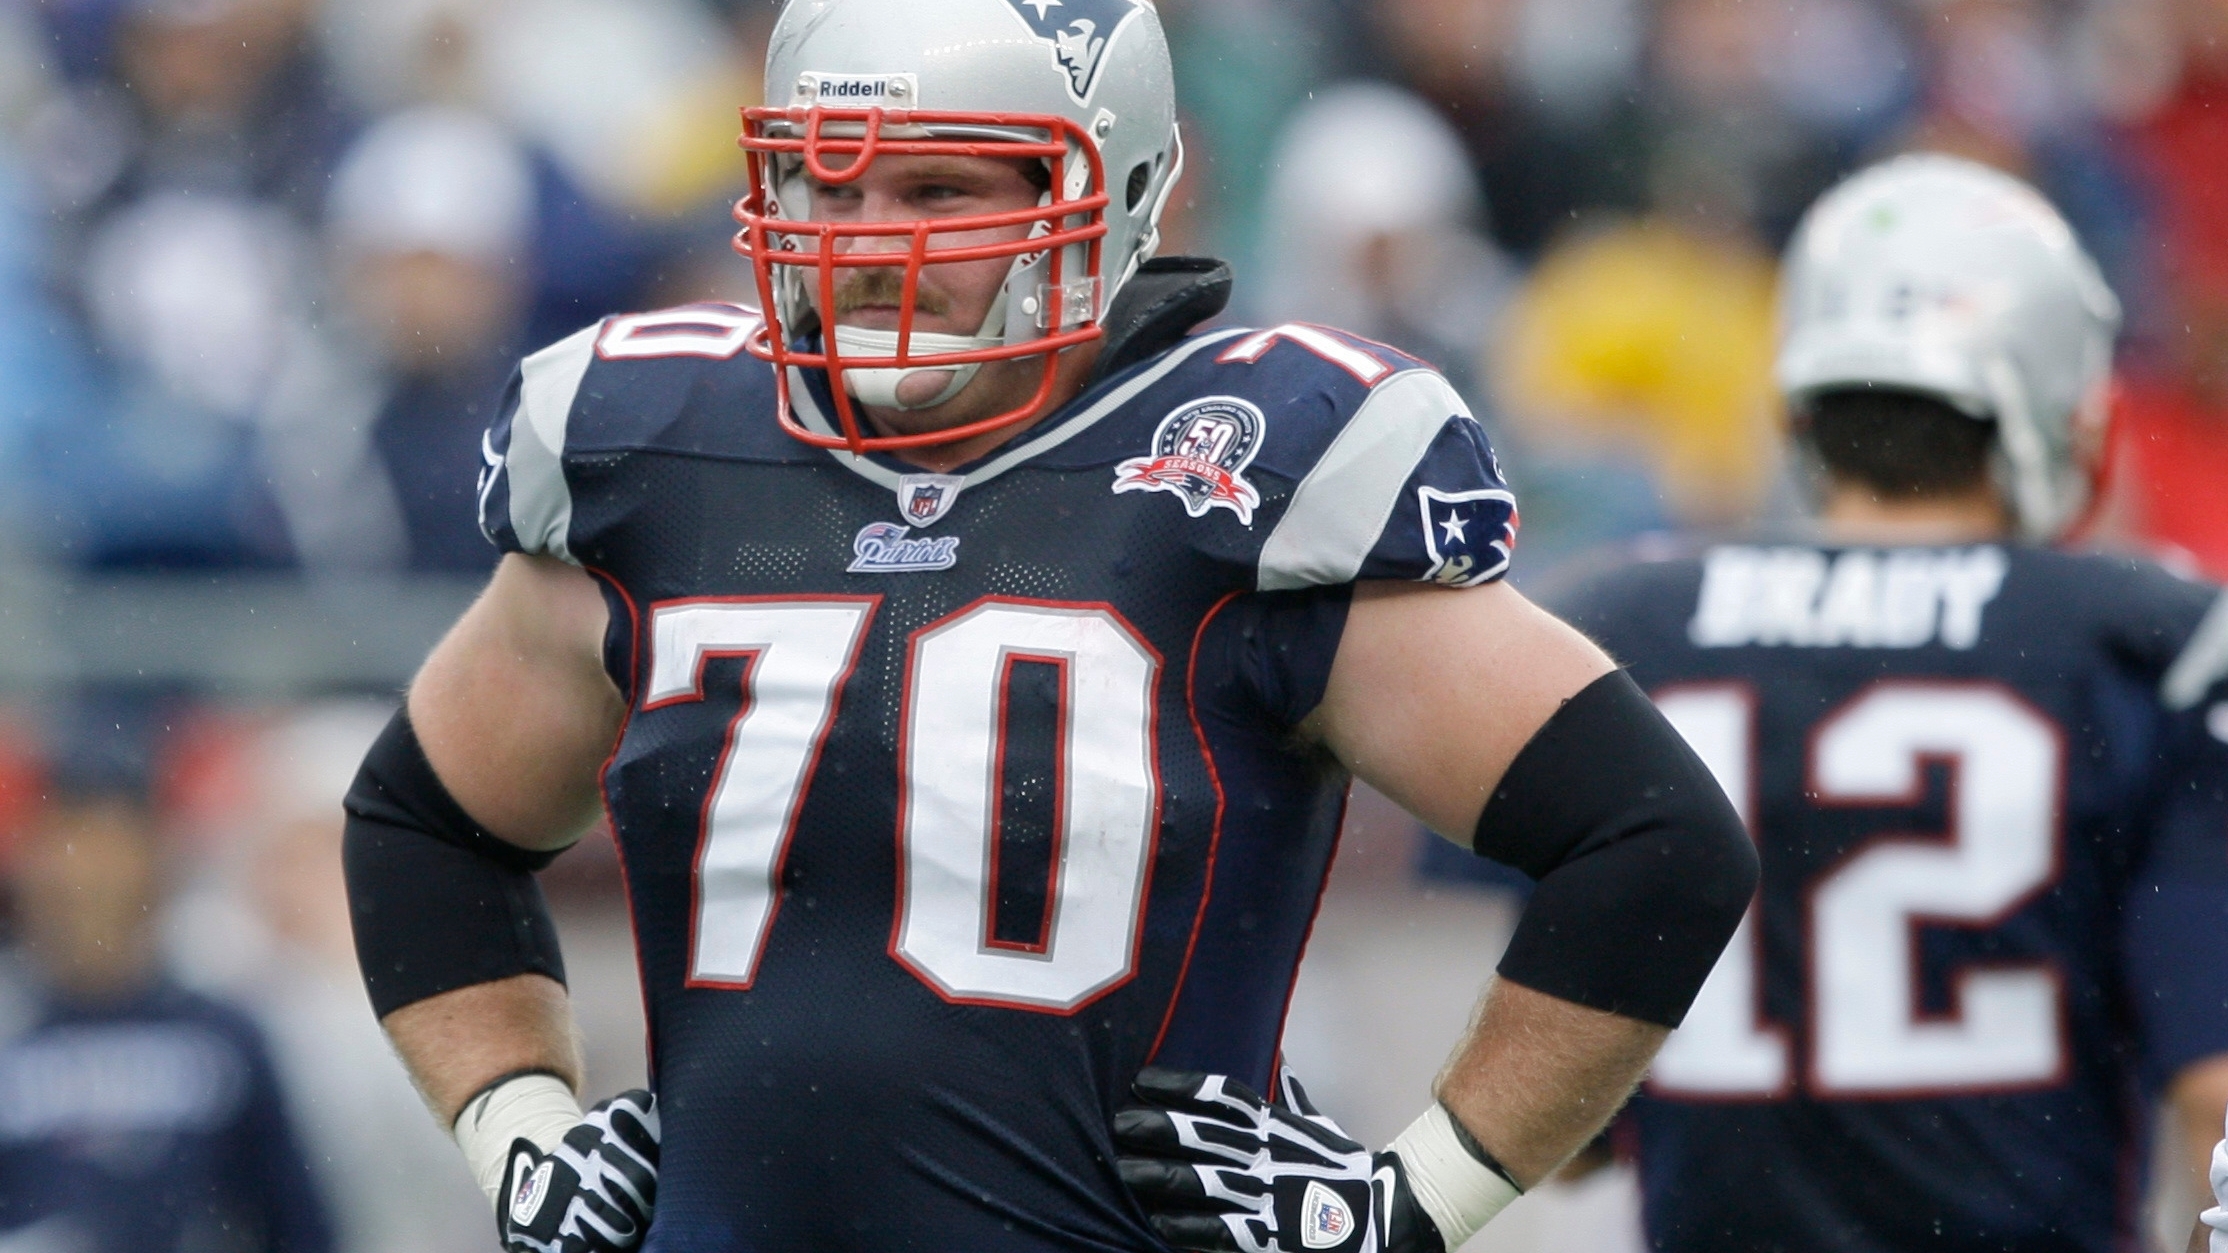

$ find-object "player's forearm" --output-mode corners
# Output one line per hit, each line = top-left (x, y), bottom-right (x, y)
(1435, 978), (1666, 1188)
(383, 973), (585, 1126)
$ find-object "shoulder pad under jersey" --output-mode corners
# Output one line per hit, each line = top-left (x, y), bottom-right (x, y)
(480, 312), (1520, 596)
(2056, 549), (2228, 711)
(478, 305), (796, 562)
(1055, 322), (1519, 593)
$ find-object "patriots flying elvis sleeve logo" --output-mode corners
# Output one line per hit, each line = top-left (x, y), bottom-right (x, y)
(1418, 486), (1517, 587)
(476, 427), (510, 545)
(998, 0), (1147, 104)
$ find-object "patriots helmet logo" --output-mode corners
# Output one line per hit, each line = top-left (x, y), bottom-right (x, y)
(999, 0), (1147, 104)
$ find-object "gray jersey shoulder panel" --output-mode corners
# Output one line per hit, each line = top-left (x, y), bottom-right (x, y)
(1256, 369), (1469, 592)
(508, 324), (601, 564)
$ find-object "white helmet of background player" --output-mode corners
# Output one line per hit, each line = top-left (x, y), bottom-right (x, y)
(734, 0), (1182, 452)
(1777, 154), (2122, 540)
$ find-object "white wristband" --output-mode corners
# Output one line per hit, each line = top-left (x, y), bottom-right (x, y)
(1388, 1105), (1521, 1250)
(2203, 1120), (2228, 1253)
(454, 1073), (583, 1207)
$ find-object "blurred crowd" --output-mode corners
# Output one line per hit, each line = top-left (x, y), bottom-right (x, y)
(2, 0), (2227, 575)
(3, 0), (2228, 1247)
(0, 0), (767, 572)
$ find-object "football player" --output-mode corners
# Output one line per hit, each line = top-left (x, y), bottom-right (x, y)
(1555, 153), (2228, 1253)
(338, 3), (1757, 1251)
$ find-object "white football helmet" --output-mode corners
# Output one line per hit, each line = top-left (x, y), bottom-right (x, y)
(734, 0), (1183, 452)
(1777, 154), (2122, 540)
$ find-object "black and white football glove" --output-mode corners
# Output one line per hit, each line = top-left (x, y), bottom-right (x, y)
(1113, 1067), (1447, 1253)
(495, 1090), (660, 1253)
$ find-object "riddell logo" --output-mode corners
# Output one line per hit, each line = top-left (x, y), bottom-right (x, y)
(801, 73), (919, 109)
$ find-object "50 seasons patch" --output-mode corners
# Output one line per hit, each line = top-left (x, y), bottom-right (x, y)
(1112, 396), (1265, 526)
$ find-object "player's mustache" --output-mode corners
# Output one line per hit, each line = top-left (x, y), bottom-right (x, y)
(831, 268), (951, 318)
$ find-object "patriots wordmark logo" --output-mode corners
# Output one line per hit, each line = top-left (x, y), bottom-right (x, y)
(848, 521), (961, 574)
(999, 0), (1146, 104)
(1300, 1180), (1355, 1250)
(897, 474), (964, 528)
(1112, 396), (1265, 525)
(1418, 486), (1518, 588)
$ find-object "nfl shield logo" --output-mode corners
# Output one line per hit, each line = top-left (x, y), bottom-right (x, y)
(907, 484), (945, 521)
(1299, 1180), (1355, 1250)
(897, 475), (964, 529)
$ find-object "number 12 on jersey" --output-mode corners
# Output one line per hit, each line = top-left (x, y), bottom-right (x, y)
(1650, 682), (2065, 1099)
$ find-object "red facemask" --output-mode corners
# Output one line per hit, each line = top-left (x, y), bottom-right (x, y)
(733, 105), (1111, 453)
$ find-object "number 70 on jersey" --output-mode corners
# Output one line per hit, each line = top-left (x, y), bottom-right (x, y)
(644, 595), (1161, 1014)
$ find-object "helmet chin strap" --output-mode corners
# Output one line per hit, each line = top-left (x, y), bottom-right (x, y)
(832, 284), (1013, 412)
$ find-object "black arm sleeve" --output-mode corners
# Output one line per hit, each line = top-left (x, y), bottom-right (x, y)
(342, 708), (568, 1018)
(1475, 669), (1756, 1027)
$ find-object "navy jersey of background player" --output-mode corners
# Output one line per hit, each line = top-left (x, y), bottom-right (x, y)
(0, 967), (333, 1253)
(476, 299), (1517, 1252)
(1554, 539), (2228, 1253)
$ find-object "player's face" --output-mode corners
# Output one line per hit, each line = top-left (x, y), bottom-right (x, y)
(13, 799), (163, 994)
(792, 151), (1084, 447)
(803, 154), (1043, 342)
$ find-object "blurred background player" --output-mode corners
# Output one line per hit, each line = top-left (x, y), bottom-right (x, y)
(0, 706), (335, 1253)
(171, 702), (492, 1253)
(1552, 153), (2228, 1253)
(325, 105), (538, 575)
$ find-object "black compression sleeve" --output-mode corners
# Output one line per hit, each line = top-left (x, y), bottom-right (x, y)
(1476, 670), (1756, 1027)
(343, 709), (567, 1018)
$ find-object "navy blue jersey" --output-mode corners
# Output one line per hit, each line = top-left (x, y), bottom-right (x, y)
(0, 970), (334, 1253)
(1555, 541), (2228, 1253)
(477, 305), (1518, 1252)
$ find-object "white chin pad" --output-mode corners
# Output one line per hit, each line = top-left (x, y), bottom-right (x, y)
(832, 325), (994, 411)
